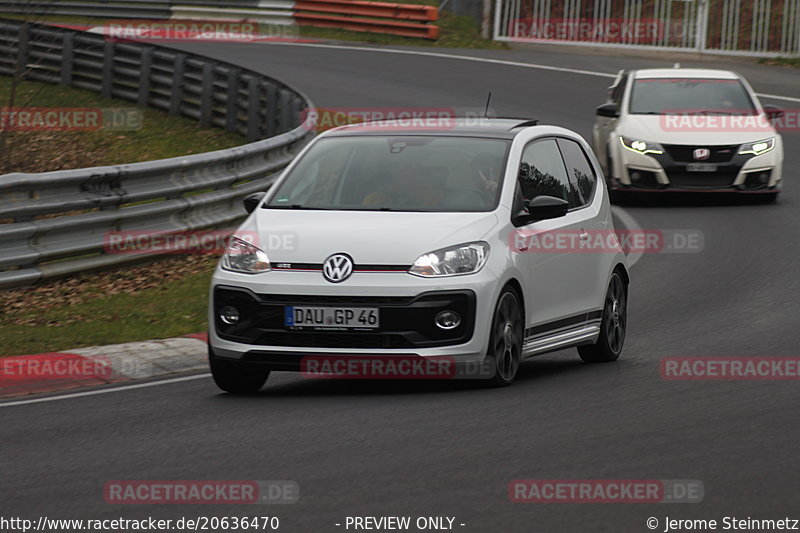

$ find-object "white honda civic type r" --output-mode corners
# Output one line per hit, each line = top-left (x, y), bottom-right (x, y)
(208, 119), (629, 392)
(593, 68), (784, 200)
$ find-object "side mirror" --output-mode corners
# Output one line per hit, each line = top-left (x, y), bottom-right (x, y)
(243, 192), (266, 214)
(596, 102), (619, 118)
(527, 195), (569, 221)
(511, 195), (569, 226)
(763, 104), (784, 120)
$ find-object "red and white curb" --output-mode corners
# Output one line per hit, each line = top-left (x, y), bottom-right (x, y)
(0, 333), (209, 398)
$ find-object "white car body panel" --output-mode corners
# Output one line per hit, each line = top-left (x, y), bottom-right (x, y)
(592, 68), (784, 193)
(210, 123), (628, 368)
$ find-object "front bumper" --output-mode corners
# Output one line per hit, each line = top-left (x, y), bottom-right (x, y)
(208, 268), (500, 366)
(612, 141), (782, 193)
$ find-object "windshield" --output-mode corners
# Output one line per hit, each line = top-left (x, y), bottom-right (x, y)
(265, 135), (510, 212)
(629, 78), (757, 115)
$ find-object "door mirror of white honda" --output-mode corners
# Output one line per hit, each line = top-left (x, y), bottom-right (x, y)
(763, 104), (784, 120)
(596, 103), (619, 118)
(526, 196), (570, 221)
(243, 192), (266, 214)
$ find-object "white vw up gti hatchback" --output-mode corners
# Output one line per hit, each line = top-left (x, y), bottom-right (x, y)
(209, 119), (629, 391)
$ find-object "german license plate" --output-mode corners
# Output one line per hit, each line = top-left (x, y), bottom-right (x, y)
(284, 306), (379, 329)
(686, 163), (718, 172)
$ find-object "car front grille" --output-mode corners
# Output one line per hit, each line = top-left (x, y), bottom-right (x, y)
(662, 144), (738, 163)
(257, 294), (415, 306)
(666, 171), (738, 188)
(253, 331), (416, 349)
(213, 286), (476, 349)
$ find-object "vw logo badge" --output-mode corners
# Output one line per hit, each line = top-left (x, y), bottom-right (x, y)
(322, 253), (354, 283)
(693, 148), (711, 160)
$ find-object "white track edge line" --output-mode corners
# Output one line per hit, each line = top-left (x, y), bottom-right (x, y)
(260, 42), (800, 102)
(0, 373), (211, 407)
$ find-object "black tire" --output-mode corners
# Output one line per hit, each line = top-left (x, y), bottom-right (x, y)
(209, 353), (269, 393)
(578, 272), (627, 363)
(485, 287), (524, 387)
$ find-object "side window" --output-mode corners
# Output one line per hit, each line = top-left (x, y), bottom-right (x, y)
(518, 139), (573, 206)
(557, 138), (597, 206)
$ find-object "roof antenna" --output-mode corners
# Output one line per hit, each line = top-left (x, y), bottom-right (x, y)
(483, 92), (493, 119)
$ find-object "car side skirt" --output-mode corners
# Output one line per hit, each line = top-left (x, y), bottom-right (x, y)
(522, 311), (603, 358)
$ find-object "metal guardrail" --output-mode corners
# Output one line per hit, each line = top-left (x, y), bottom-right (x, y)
(0, 18), (315, 289)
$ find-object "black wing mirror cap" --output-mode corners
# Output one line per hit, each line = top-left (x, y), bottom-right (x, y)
(596, 102), (620, 118)
(243, 192), (266, 214)
(527, 195), (570, 221)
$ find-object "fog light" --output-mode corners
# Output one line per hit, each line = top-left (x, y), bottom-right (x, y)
(435, 310), (461, 330)
(630, 171), (642, 182)
(220, 306), (240, 325)
(759, 172), (770, 184)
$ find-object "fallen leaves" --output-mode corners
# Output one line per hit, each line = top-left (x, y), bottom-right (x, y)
(0, 254), (219, 327)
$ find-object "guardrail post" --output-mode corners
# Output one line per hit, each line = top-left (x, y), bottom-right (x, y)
(290, 96), (301, 130)
(225, 68), (240, 133)
(246, 76), (260, 142)
(61, 33), (74, 85)
(169, 53), (186, 116)
(200, 63), (213, 128)
(279, 89), (291, 134)
(101, 41), (114, 98)
(266, 83), (277, 138)
(16, 22), (29, 75)
(138, 47), (153, 107)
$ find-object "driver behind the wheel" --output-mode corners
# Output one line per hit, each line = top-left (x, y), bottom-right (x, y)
(362, 159), (446, 208)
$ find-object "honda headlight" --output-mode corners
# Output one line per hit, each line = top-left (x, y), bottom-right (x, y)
(620, 136), (663, 155)
(739, 137), (775, 156)
(409, 242), (489, 277)
(221, 236), (271, 274)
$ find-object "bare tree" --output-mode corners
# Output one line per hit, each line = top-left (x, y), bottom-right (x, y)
(0, 0), (58, 172)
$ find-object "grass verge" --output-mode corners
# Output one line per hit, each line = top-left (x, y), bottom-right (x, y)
(0, 255), (217, 357)
(758, 57), (800, 69)
(0, 76), (245, 174)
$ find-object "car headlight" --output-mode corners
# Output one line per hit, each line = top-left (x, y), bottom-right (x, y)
(409, 242), (489, 277)
(221, 236), (271, 274)
(620, 136), (664, 155)
(739, 137), (775, 156)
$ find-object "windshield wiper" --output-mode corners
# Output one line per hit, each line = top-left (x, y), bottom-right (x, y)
(267, 204), (328, 210)
(377, 206), (426, 212)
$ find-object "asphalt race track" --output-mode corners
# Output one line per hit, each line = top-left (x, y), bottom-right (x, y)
(3, 43), (799, 532)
